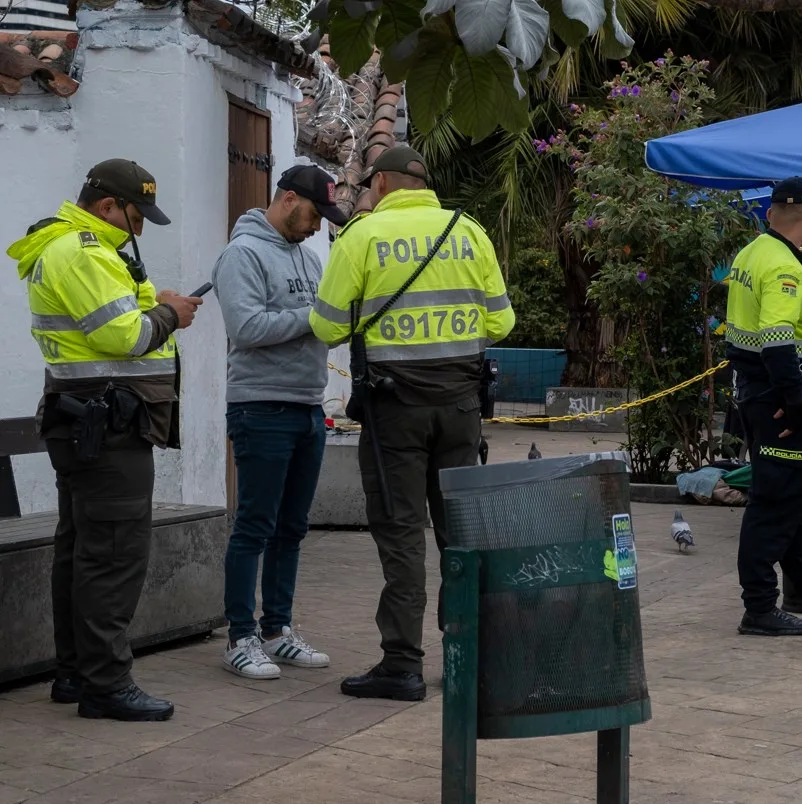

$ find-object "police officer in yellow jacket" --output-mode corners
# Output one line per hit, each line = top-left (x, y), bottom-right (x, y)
(310, 146), (515, 700)
(727, 177), (802, 637)
(6, 159), (200, 720)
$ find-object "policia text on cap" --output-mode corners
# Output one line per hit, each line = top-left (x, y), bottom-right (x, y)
(726, 176), (802, 638)
(6, 159), (203, 721)
(310, 146), (515, 702)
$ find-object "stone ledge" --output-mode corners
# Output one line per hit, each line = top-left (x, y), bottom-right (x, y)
(630, 483), (684, 504)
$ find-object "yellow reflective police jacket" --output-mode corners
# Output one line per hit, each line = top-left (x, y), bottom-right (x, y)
(6, 201), (179, 446)
(310, 190), (515, 401)
(726, 231), (802, 394)
(7, 201), (177, 380)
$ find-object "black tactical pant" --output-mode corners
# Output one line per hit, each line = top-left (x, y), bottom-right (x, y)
(737, 388), (802, 615)
(358, 392), (481, 675)
(46, 431), (154, 694)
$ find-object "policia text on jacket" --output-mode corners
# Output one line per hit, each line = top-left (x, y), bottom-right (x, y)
(310, 145), (515, 702)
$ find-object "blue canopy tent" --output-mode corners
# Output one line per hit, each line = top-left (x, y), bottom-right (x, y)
(644, 103), (802, 190)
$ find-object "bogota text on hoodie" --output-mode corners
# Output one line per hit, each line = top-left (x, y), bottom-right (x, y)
(212, 210), (329, 405)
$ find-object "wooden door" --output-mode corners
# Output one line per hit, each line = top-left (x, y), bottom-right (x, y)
(225, 97), (273, 516)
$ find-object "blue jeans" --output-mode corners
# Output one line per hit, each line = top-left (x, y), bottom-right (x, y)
(224, 401), (326, 642)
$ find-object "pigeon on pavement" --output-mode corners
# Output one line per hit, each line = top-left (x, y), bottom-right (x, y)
(671, 510), (695, 552)
(528, 442), (542, 460)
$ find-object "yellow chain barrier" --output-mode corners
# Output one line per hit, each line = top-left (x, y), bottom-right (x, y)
(327, 359), (731, 425)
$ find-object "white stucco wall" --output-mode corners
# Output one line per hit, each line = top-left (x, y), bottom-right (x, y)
(0, 1), (313, 513)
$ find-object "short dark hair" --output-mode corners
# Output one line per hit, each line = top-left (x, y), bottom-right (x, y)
(77, 183), (112, 208)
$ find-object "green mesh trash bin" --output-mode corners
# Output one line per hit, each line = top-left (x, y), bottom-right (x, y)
(439, 452), (651, 804)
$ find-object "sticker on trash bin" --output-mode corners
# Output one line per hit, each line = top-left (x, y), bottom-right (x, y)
(610, 513), (638, 590)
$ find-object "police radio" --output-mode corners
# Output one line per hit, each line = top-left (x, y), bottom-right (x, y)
(118, 199), (148, 284)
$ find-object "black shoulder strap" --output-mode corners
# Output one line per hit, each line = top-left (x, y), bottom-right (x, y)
(358, 208), (462, 334)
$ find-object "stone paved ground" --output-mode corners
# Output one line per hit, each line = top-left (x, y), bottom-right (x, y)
(3, 426), (801, 803)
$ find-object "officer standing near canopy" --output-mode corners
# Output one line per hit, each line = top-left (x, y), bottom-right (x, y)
(6, 159), (200, 720)
(310, 145), (515, 701)
(726, 177), (802, 636)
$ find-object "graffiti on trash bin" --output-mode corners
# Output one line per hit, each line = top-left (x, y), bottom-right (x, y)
(505, 545), (595, 588)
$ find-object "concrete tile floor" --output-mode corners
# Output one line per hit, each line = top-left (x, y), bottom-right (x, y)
(1, 427), (795, 803)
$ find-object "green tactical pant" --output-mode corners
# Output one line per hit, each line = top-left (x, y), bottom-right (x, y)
(358, 392), (481, 675)
(46, 431), (154, 694)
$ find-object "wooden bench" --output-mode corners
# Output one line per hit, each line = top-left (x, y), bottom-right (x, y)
(0, 417), (228, 685)
(0, 417), (47, 519)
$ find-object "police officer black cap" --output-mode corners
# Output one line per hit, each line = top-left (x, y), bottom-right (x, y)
(771, 177), (802, 205)
(358, 145), (430, 188)
(277, 164), (348, 226)
(84, 159), (170, 226)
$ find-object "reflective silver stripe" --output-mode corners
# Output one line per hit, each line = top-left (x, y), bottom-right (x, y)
(313, 298), (352, 324)
(360, 289), (486, 318)
(486, 292), (511, 313)
(366, 338), (488, 362)
(78, 296), (139, 336)
(45, 357), (175, 379)
(31, 314), (79, 331)
(128, 315), (154, 357)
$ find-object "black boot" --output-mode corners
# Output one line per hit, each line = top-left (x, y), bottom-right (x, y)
(51, 676), (82, 704)
(739, 607), (802, 636)
(341, 664), (426, 701)
(78, 683), (174, 721)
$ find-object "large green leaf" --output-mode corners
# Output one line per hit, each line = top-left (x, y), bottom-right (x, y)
(599, 0), (634, 58)
(455, 0), (512, 56)
(405, 39), (456, 133)
(542, 0), (604, 46)
(452, 48), (507, 142)
(420, 0), (456, 18)
(483, 47), (530, 133)
(376, 0), (424, 51)
(375, 0), (424, 79)
(504, 0), (549, 70)
(329, 9), (381, 76)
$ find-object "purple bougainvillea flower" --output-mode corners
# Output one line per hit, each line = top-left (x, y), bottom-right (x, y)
(671, 90), (680, 102)
(536, 141), (550, 153)
(610, 87), (620, 98)
(631, 85), (641, 96)
(637, 271), (648, 282)
(655, 58), (666, 67)
(586, 218), (597, 229)
(619, 86), (629, 96)
(600, 122), (608, 129)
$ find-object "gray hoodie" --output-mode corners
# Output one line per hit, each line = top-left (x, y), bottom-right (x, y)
(212, 209), (329, 405)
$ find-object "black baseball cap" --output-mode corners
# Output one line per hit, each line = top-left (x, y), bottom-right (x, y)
(277, 165), (347, 226)
(85, 159), (170, 225)
(772, 177), (802, 205)
(358, 145), (430, 188)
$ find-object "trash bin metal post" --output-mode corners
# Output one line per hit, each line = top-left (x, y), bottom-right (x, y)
(597, 726), (630, 804)
(441, 547), (480, 804)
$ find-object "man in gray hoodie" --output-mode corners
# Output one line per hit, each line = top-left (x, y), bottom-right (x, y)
(212, 164), (347, 680)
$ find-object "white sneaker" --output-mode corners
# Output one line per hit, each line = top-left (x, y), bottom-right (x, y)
(222, 635), (281, 679)
(262, 626), (330, 668)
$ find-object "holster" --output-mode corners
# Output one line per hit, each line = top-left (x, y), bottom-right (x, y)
(54, 394), (109, 462)
(480, 358), (499, 419)
(107, 387), (144, 434)
(347, 331), (369, 425)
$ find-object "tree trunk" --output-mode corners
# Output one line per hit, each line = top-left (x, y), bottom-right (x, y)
(560, 237), (600, 387)
(559, 237), (627, 388)
(701, 0), (802, 9)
